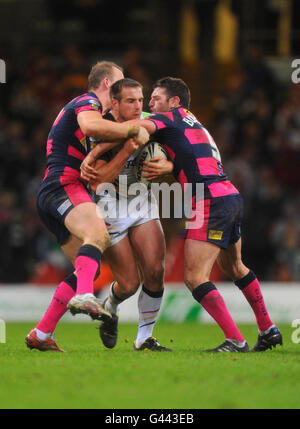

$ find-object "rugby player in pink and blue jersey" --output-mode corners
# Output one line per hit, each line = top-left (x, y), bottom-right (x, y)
(139, 77), (282, 352)
(25, 61), (149, 351)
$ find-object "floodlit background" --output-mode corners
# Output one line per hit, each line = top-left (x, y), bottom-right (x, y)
(0, 0), (299, 322)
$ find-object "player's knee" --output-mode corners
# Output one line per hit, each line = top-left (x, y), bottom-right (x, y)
(86, 230), (110, 253)
(97, 231), (110, 251)
(184, 275), (195, 291)
(143, 263), (164, 289)
(118, 280), (140, 297)
(184, 271), (207, 291)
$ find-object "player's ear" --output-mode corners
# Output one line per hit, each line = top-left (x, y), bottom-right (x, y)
(169, 95), (180, 109)
(103, 76), (110, 89)
(111, 98), (118, 109)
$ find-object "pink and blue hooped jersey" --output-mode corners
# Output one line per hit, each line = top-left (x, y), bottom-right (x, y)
(43, 91), (102, 185)
(148, 107), (239, 199)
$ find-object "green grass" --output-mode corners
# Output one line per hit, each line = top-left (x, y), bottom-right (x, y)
(0, 322), (300, 409)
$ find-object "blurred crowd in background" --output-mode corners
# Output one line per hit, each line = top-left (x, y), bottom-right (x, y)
(210, 52), (300, 283)
(0, 1), (299, 285)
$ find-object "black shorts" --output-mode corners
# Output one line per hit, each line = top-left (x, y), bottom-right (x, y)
(185, 194), (243, 249)
(36, 179), (93, 245)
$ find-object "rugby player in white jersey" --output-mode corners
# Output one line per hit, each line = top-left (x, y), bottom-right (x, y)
(82, 78), (174, 351)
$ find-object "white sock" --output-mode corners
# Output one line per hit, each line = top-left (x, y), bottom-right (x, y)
(136, 285), (163, 347)
(35, 328), (52, 340)
(259, 324), (275, 336)
(227, 339), (246, 348)
(106, 282), (122, 315)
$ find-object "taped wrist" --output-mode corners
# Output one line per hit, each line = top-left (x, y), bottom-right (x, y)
(127, 125), (140, 138)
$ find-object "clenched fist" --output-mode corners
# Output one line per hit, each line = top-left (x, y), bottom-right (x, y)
(127, 125), (149, 147)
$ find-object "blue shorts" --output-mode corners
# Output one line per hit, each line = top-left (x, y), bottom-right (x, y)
(185, 194), (243, 249)
(36, 178), (93, 245)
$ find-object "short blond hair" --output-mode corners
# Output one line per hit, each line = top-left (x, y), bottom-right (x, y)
(87, 61), (123, 90)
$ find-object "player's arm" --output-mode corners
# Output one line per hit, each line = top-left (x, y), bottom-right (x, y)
(126, 118), (173, 180)
(125, 118), (157, 135)
(81, 139), (139, 186)
(77, 111), (149, 146)
(91, 139), (139, 188)
(80, 142), (120, 180)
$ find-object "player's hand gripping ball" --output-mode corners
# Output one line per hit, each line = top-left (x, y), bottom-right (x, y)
(134, 142), (168, 186)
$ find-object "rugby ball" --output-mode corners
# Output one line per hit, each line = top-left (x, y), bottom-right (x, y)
(134, 142), (168, 186)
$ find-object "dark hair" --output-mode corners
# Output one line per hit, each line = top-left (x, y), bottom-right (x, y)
(153, 77), (191, 108)
(87, 61), (123, 90)
(109, 78), (143, 101)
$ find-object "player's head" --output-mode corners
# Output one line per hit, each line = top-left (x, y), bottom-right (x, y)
(88, 61), (124, 91)
(110, 78), (144, 122)
(87, 61), (124, 112)
(149, 77), (191, 113)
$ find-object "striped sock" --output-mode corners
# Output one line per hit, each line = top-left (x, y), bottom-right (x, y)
(136, 285), (163, 347)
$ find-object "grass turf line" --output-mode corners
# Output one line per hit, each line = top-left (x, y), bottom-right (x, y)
(0, 322), (299, 409)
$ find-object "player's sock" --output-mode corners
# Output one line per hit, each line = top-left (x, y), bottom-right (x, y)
(136, 285), (163, 347)
(36, 273), (76, 334)
(235, 270), (273, 332)
(259, 324), (276, 336)
(192, 282), (245, 342)
(75, 244), (102, 295)
(226, 338), (247, 347)
(105, 281), (123, 315)
(35, 328), (51, 340)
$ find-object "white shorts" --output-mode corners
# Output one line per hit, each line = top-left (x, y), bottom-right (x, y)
(97, 189), (159, 247)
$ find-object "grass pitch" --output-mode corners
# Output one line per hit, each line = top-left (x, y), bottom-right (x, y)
(1, 322), (300, 409)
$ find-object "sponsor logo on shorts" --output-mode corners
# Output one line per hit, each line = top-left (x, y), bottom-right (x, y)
(57, 199), (72, 216)
(208, 230), (223, 240)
